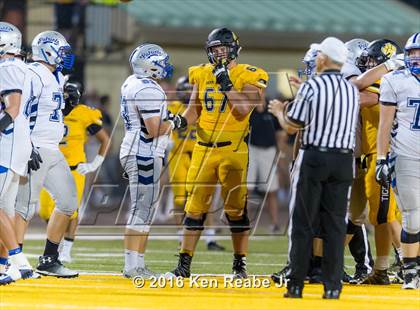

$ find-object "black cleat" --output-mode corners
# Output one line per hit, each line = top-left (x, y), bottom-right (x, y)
(349, 269), (369, 284)
(284, 285), (303, 298)
(308, 267), (322, 284)
(360, 269), (390, 285)
(207, 241), (225, 251)
(232, 254), (247, 279)
(271, 264), (290, 284)
(168, 253), (192, 278)
(36, 255), (78, 278)
(323, 289), (340, 299)
(342, 270), (353, 283)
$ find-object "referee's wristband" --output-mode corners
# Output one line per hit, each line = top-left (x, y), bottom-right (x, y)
(0, 111), (13, 132)
(377, 155), (387, 161)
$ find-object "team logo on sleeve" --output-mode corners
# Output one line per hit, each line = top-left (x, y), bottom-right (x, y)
(381, 43), (397, 58)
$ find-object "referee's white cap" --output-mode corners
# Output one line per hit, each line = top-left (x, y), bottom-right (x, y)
(311, 37), (348, 64)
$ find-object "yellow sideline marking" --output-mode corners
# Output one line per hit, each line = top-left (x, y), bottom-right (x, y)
(0, 275), (419, 310)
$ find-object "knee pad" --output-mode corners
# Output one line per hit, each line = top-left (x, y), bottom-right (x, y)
(346, 220), (358, 235)
(184, 214), (206, 231)
(15, 203), (36, 222)
(401, 229), (420, 244)
(225, 212), (250, 233)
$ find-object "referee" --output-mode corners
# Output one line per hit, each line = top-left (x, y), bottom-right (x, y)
(269, 37), (359, 299)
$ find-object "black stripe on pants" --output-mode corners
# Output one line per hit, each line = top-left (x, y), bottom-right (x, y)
(288, 149), (353, 291)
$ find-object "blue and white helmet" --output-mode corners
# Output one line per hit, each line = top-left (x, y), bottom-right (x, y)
(405, 32), (420, 75)
(345, 38), (369, 68)
(129, 43), (173, 79)
(0, 22), (22, 56)
(299, 47), (318, 78)
(31, 31), (74, 70)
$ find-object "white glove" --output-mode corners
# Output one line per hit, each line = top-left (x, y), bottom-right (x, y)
(384, 53), (405, 71)
(76, 155), (104, 175)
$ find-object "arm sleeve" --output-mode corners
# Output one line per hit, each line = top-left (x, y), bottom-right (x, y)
(379, 76), (397, 106)
(237, 66), (269, 91)
(286, 82), (313, 126)
(0, 65), (25, 96)
(86, 108), (103, 135)
(134, 87), (165, 120)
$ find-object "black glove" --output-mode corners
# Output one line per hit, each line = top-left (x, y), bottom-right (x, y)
(212, 62), (233, 92)
(169, 114), (187, 130)
(28, 147), (43, 172)
(375, 158), (390, 187)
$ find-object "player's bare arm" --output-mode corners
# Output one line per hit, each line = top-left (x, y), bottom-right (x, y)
(376, 103), (396, 159)
(144, 116), (173, 137)
(225, 84), (262, 119)
(359, 90), (379, 107)
(95, 128), (110, 157)
(0, 92), (21, 131)
(268, 99), (300, 135)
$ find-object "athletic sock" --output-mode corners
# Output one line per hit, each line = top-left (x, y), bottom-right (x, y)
(205, 228), (216, 245)
(137, 253), (145, 269)
(375, 256), (389, 271)
(43, 239), (59, 257)
(8, 248), (30, 268)
(18, 243), (23, 251)
(61, 238), (74, 255)
(402, 257), (417, 266)
(0, 257), (8, 274)
(124, 250), (138, 271)
(395, 247), (403, 263)
(180, 249), (194, 257)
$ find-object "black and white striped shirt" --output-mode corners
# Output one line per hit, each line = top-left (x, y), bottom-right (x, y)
(287, 70), (359, 150)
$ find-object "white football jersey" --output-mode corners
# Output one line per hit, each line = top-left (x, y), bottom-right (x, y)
(119, 75), (169, 159)
(380, 69), (420, 158)
(341, 62), (362, 80)
(0, 58), (32, 176)
(25, 62), (65, 150)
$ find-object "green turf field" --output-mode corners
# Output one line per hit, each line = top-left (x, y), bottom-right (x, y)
(23, 236), (374, 275)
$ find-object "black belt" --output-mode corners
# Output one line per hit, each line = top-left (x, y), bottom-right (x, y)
(301, 145), (353, 154)
(198, 141), (232, 148)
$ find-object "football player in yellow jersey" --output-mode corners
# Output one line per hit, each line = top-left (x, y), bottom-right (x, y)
(38, 81), (110, 262)
(166, 28), (268, 278)
(351, 39), (404, 284)
(168, 76), (225, 251)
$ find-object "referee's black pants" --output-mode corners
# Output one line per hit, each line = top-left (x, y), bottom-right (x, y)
(288, 149), (353, 291)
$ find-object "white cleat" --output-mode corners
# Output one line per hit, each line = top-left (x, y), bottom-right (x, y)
(123, 266), (159, 279)
(402, 268), (418, 290)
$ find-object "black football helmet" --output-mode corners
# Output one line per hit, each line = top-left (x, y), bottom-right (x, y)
(205, 27), (241, 64)
(357, 39), (403, 71)
(62, 81), (82, 116)
(175, 75), (192, 104)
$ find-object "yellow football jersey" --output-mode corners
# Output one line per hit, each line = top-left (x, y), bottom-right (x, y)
(59, 104), (103, 166)
(361, 80), (380, 155)
(189, 63), (268, 142)
(167, 100), (196, 153)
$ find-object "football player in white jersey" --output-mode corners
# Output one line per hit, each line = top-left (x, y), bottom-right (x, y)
(0, 22), (34, 285)
(120, 44), (174, 278)
(376, 32), (420, 289)
(14, 31), (79, 278)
